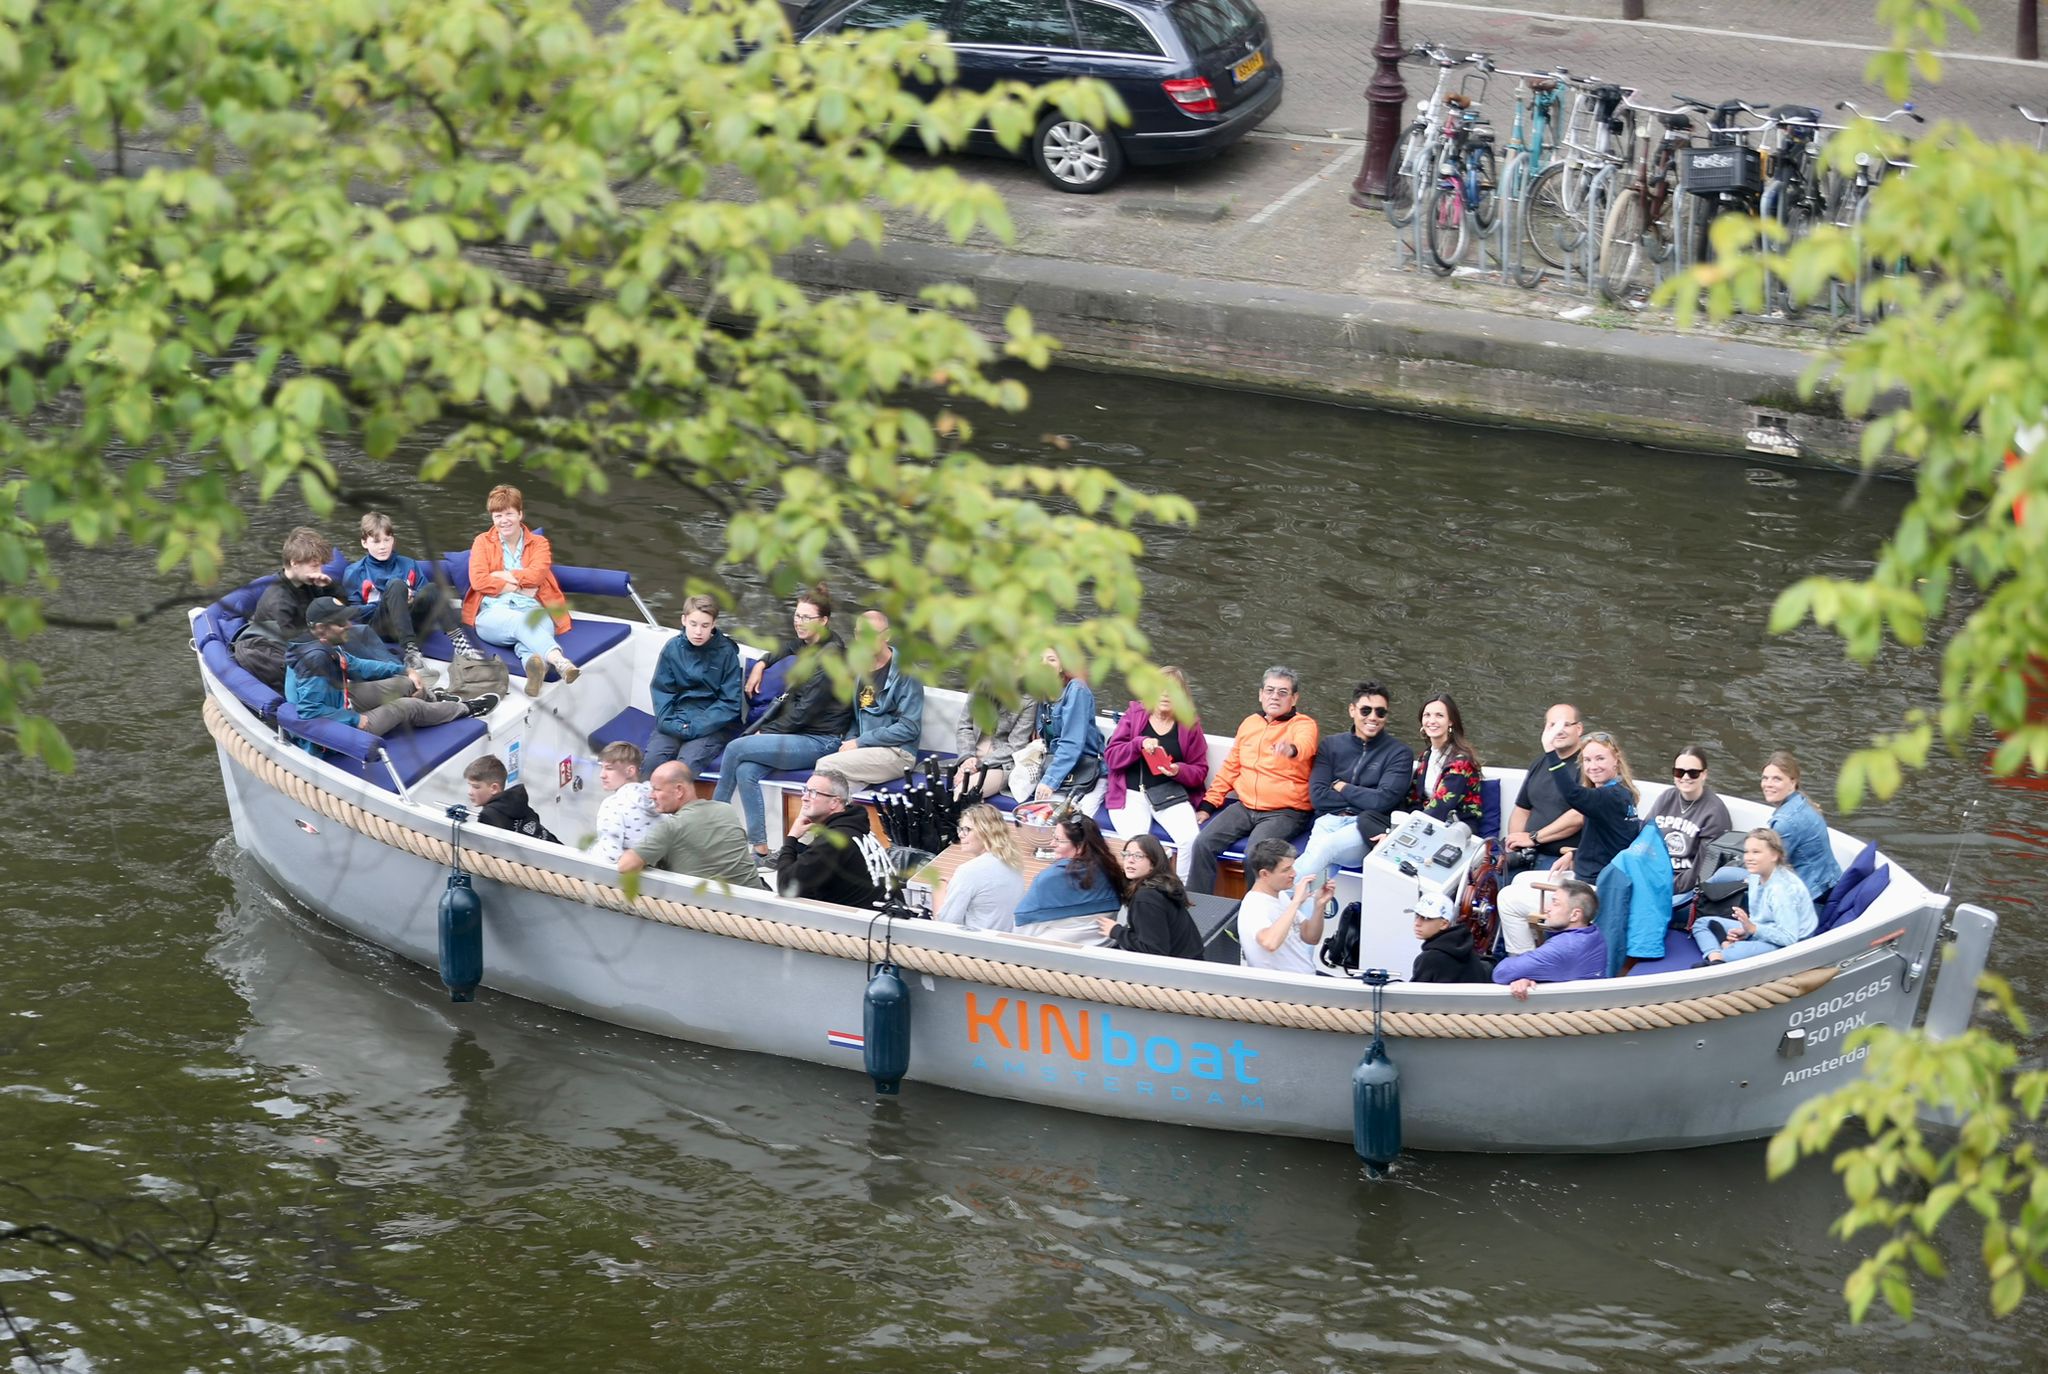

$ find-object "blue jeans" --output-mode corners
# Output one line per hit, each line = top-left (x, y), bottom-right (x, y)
(1693, 919), (1784, 962)
(713, 732), (839, 845)
(645, 724), (738, 777)
(1296, 812), (1368, 885)
(474, 598), (561, 662)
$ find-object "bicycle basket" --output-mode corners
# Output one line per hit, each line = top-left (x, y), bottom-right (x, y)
(1678, 144), (1762, 196)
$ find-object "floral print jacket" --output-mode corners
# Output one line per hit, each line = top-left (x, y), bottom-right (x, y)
(1408, 749), (1484, 828)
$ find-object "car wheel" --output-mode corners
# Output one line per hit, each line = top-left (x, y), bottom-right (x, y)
(1031, 113), (1125, 193)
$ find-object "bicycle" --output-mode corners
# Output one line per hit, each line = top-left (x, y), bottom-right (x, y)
(1523, 80), (1634, 274)
(1594, 99), (1697, 302)
(1757, 105), (1842, 313)
(1386, 44), (1489, 230)
(1423, 97), (1501, 273)
(1673, 94), (1769, 268)
(1493, 65), (1572, 285)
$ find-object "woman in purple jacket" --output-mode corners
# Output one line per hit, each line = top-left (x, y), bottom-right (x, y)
(1103, 666), (1210, 881)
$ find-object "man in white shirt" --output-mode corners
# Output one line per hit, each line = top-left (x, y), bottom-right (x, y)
(1237, 838), (1334, 975)
(587, 741), (660, 865)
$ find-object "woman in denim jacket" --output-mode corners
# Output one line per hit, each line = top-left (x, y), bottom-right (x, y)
(1760, 749), (1842, 901)
(1033, 647), (1108, 817)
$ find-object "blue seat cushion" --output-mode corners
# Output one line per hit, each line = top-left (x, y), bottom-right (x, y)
(330, 718), (488, 793)
(744, 655), (794, 727)
(591, 708), (656, 753)
(1479, 778), (1503, 839)
(419, 618), (630, 679)
(201, 635), (284, 719)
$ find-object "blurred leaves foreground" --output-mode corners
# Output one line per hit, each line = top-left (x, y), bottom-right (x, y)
(1659, 0), (2048, 1326)
(0, 0), (1188, 771)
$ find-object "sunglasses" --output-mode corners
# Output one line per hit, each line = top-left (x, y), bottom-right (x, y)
(1358, 705), (1390, 718)
(1673, 767), (1705, 780)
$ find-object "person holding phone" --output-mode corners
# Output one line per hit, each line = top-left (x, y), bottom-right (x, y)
(1236, 838), (1336, 975)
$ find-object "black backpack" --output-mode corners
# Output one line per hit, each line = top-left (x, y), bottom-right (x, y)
(1318, 902), (1363, 973)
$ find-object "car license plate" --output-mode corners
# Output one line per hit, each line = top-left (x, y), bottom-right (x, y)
(1233, 50), (1265, 83)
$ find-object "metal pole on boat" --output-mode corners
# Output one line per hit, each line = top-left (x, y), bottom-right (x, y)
(1352, 968), (1402, 1175)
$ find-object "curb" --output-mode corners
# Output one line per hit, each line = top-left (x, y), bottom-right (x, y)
(788, 239), (1875, 469)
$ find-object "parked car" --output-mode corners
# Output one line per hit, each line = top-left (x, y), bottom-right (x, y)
(788, 0), (1284, 193)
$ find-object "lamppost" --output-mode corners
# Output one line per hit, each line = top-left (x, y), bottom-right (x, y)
(1349, 0), (1407, 206)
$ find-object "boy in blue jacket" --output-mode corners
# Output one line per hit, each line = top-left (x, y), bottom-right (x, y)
(285, 598), (496, 755)
(646, 594), (745, 773)
(342, 511), (472, 671)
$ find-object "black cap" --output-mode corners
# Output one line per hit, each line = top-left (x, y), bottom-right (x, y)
(306, 596), (352, 627)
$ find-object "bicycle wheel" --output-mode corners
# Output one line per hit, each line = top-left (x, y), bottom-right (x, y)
(1469, 144), (1501, 232)
(1425, 181), (1468, 275)
(1597, 188), (1646, 302)
(1523, 161), (1576, 270)
(1769, 197), (1815, 314)
(1386, 127), (1426, 230)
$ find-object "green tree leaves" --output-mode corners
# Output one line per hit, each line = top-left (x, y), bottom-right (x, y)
(0, 0), (1169, 769)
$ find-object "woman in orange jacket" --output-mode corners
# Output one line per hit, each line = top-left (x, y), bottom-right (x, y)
(465, 484), (578, 697)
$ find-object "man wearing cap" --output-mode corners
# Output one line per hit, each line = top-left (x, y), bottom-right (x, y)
(1407, 892), (1492, 983)
(1491, 878), (1604, 999)
(285, 597), (497, 751)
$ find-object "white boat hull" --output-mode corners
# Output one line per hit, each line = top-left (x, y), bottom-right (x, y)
(207, 675), (1969, 1154)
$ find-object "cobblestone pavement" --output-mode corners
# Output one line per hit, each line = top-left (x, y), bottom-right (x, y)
(1267, 0), (2045, 139)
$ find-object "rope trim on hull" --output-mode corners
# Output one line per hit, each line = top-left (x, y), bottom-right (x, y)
(205, 697), (1838, 1038)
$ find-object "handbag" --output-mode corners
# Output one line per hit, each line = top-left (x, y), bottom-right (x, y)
(448, 652), (510, 699)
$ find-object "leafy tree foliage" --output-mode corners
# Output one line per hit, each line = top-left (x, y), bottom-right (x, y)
(1663, 0), (2048, 1324)
(0, 0), (1185, 767)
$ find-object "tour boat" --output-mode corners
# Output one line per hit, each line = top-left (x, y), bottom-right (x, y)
(190, 559), (1998, 1155)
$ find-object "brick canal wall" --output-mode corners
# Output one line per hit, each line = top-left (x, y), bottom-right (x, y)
(783, 240), (1876, 470)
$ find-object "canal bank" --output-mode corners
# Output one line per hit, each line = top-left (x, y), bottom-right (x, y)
(787, 233), (1868, 467)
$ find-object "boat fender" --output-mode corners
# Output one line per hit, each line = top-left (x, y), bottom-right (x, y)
(439, 804), (484, 1003)
(863, 910), (912, 1094)
(1351, 968), (1401, 1176)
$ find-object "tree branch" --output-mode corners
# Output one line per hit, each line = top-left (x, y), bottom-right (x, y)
(37, 587), (205, 632)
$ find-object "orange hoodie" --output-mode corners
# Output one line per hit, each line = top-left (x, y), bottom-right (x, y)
(461, 525), (571, 633)
(1203, 711), (1319, 812)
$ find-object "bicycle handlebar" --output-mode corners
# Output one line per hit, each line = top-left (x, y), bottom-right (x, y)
(1620, 96), (1695, 117)
(1672, 94), (1769, 115)
(1836, 100), (1924, 124)
(2015, 103), (2048, 126)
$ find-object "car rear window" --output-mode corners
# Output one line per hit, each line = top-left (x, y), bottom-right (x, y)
(1075, 2), (1163, 55)
(1172, 0), (1260, 52)
(952, 0), (1079, 47)
(836, 0), (949, 31)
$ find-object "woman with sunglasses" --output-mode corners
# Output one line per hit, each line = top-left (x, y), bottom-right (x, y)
(1644, 745), (1733, 895)
(1407, 693), (1484, 827)
(1014, 814), (1127, 944)
(1760, 750), (1842, 901)
(1095, 834), (1206, 960)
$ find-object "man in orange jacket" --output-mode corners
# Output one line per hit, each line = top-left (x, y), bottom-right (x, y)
(1186, 667), (1320, 894)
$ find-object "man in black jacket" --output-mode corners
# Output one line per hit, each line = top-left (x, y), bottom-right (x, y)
(464, 754), (560, 843)
(776, 772), (882, 910)
(715, 584), (859, 853)
(1408, 892), (1492, 983)
(1295, 681), (1417, 885)
(231, 526), (335, 691)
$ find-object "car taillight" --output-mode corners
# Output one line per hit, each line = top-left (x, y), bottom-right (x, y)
(1162, 78), (1219, 115)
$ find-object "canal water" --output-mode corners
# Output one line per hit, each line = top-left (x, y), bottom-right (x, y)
(5, 369), (2044, 1369)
